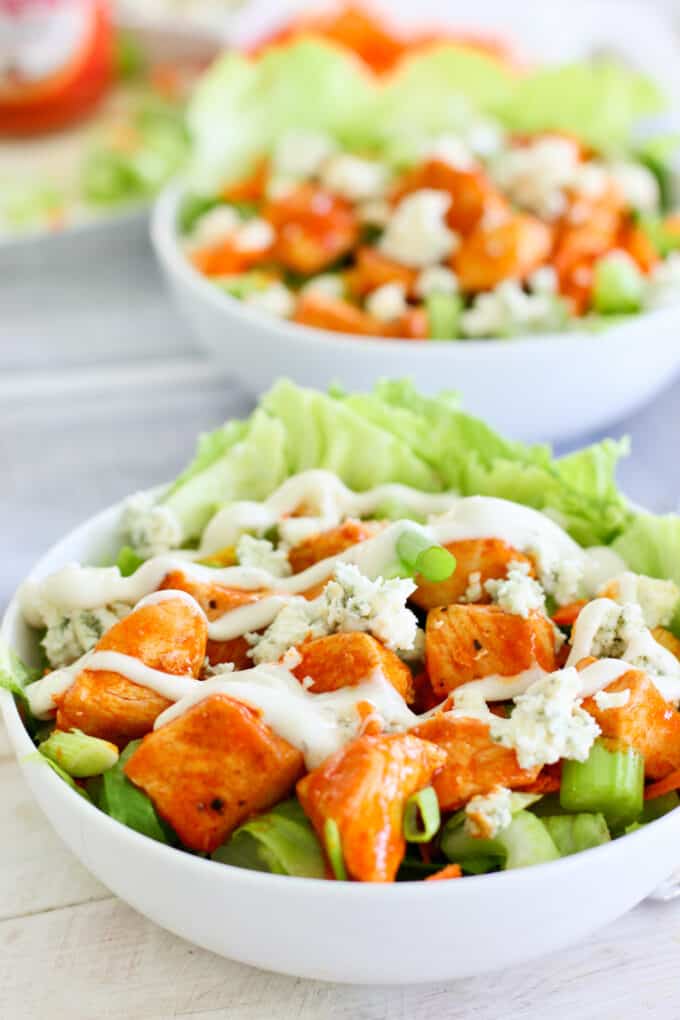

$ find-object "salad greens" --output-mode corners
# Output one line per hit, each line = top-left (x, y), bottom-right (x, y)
(186, 39), (666, 190)
(213, 799), (326, 877)
(5, 379), (680, 880)
(158, 379), (632, 548)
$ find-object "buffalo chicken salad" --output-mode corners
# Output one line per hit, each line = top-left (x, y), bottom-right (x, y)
(176, 36), (680, 340)
(5, 380), (680, 882)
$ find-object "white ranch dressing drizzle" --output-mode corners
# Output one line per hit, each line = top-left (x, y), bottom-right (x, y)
(133, 588), (209, 620)
(20, 485), (624, 646)
(198, 471), (460, 554)
(153, 664), (418, 769)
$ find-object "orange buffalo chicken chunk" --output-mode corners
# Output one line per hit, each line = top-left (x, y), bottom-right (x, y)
(410, 715), (540, 810)
(158, 569), (267, 669)
(297, 732), (446, 882)
(291, 632), (413, 701)
(55, 597), (207, 745)
(583, 670), (680, 780)
(425, 603), (557, 696)
(288, 519), (383, 574)
(125, 694), (305, 853)
(411, 538), (534, 611)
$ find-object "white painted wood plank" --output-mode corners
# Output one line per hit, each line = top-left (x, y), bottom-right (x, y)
(0, 759), (108, 921)
(0, 893), (679, 1020)
(0, 721), (11, 760)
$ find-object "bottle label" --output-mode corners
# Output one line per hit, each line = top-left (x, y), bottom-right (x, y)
(0, 0), (91, 86)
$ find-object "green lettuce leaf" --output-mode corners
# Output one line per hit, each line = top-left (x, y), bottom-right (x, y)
(260, 379), (440, 490)
(0, 642), (41, 734)
(613, 512), (680, 587)
(162, 410), (289, 541)
(374, 44), (510, 152)
(500, 61), (665, 152)
(92, 740), (176, 845)
(187, 40), (375, 190)
(154, 379), (630, 548)
(212, 799), (325, 877)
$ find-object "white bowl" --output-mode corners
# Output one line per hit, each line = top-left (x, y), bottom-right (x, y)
(3, 493), (680, 984)
(152, 183), (680, 444)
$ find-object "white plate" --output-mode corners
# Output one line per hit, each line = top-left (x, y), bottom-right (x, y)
(152, 184), (680, 443)
(3, 491), (680, 984)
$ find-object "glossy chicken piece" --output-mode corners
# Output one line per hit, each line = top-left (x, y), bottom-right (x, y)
(294, 292), (383, 335)
(292, 632), (413, 701)
(410, 715), (540, 810)
(264, 184), (359, 275)
(189, 242), (270, 279)
(411, 538), (534, 611)
(425, 603), (557, 695)
(392, 159), (508, 235)
(297, 732), (446, 882)
(583, 670), (680, 780)
(382, 307), (429, 340)
(55, 597), (207, 745)
(553, 185), (624, 312)
(453, 212), (552, 292)
(288, 519), (382, 574)
(410, 670), (445, 714)
(349, 247), (418, 297)
(125, 694), (305, 853)
(158, 570), (268, 668)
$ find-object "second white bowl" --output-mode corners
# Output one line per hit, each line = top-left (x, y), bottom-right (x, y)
(152, 184), (680, 443)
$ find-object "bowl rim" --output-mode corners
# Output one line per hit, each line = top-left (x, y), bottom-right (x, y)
(151, 179), (680, 356)
(3, 487), (680, 900)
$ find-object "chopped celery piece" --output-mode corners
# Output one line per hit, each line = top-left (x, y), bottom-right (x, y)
(542, 813), (610, 857)
(640, 790), (680, 824)
(323, 818), (347, 881)
(212, 799), (325, 877)
(441, 810), (559, 872)
(39, 729), (119, 778)
(218, 272), (273, 300)
(426, 292), (463, 339)
(498, 811), (560, 869)
(396, 527), (456, 582)
(592, 255), (645, 314)
(403, 786), (440, 843)
(560, 738), (644, 828)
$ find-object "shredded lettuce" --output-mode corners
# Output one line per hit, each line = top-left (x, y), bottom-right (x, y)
(90, 741), (176, 845)
(0, 642), (41, 733)
(186, 40), (666, 189)
(187, 40), (375, 190)
(613, 512), (680, 592)
(153, 379), (631, 548)
(212, 799), (325, 877)
(500, 61), (664, 152)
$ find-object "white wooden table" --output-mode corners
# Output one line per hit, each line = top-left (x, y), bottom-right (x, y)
(2, 226), (680, 1019)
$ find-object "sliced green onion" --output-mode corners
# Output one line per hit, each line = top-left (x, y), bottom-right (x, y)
(323, 818), (347, 881)
(560, 738), (644, 830)
(403, 786), (441, 843)
(396, 529), (456, 583)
